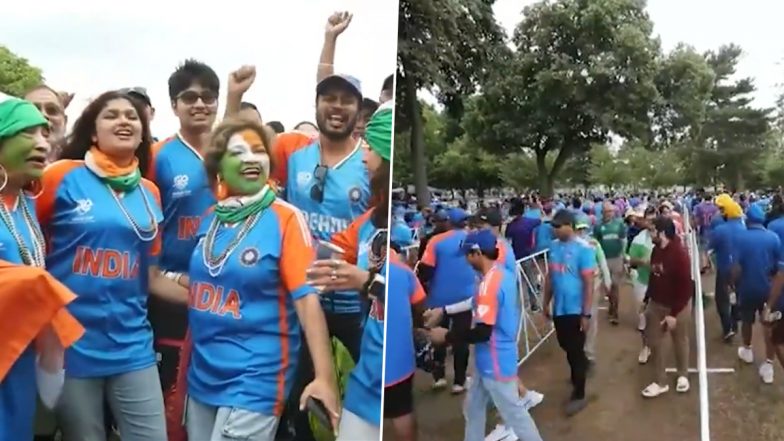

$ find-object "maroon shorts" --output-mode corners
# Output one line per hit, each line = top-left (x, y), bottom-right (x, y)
(772, 320), (784, 345)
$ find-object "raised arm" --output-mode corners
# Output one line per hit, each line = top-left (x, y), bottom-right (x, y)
(224, 65), (257, 119)
(317, 11), (353, 83)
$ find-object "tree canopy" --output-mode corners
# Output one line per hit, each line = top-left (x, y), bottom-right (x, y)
(0, 46), (43, 97)
(396, 0), (778, 197)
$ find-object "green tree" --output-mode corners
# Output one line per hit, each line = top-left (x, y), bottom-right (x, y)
(651, 44), (715, 148)
(0, 46), (43, 97)
(429, 136), (501, 195)
(588, 144), (629, 189)
(464, 0), (661, 196)
(397, 0), (506, 205)
(687, 44), (772, 190)
(392, 102), (448, 187)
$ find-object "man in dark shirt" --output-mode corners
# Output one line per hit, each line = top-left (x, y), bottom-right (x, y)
(641, 216), (692, 398)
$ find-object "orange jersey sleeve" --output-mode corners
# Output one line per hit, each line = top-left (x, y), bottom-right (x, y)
(37, 160), (83, 228)
(411, 271), (426, 304)
(421, 231), (449, 267)
(330, 209), (373, 265)
(475, 269), (502, 326)
(271, 132), (313, 186)
(273, 201), (316, 299)
(145, 136), (175, 182)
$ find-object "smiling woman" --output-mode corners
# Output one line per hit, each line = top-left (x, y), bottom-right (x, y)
(34, 90), (191, 441)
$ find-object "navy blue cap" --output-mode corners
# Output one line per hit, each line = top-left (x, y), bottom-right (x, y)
(432, 209), (449, 222)
(460, 229), (497, 254)
(316, 74), (362, 99)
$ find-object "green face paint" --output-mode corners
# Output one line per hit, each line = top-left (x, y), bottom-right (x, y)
(219, 152), (266, 195)
(0, 133), (41, 178)
(218, 131), (269, 196)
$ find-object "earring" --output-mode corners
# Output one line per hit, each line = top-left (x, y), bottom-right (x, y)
(0, 164), (7, 193)
(215, 176), (228, 200)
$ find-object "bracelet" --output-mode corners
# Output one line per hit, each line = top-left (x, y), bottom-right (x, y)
(318, 62), (334, 66)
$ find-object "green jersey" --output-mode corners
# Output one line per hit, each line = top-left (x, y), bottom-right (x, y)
(594, 218), (626, 259)
(628, 230), (653, 285)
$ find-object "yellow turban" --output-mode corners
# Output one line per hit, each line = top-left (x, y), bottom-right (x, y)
(714, 193), (742, 219)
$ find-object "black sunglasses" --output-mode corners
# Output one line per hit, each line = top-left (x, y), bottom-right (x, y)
(310, 164), (329, 203)
(176, 90), (218, 105)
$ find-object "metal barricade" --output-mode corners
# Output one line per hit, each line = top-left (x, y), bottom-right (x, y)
(515, 249), (555, 366)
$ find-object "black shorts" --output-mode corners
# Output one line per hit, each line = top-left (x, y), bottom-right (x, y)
(739, 297), (766, 325)
(383, 374), (414, 419)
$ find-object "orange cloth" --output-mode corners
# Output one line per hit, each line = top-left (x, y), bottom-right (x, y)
(0, 260), (84, 382)
(88, 146), (139, 177)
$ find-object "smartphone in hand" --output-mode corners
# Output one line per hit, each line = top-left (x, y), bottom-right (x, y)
(306, 397), (333, 433)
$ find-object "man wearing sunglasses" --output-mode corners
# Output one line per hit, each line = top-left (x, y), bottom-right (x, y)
(542, 209), (596, 416)
(142, 59), (221, 441)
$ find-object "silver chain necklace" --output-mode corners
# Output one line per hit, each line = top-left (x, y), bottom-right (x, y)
(107, 185), (159, 242)
(0, 191), (46, 267)
(202, 213), (260, 277)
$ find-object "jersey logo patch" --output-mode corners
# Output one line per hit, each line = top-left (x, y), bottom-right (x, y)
(173, 174), (189, 190)
(239, 247), (260, 266)
(75, 199), (93, 215)
(348, 187), (362, 204)
(297, 171), (312, 188)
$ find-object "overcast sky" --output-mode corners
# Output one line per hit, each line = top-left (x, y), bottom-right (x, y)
(0, 0), (398, 137)
(492, 0), (784, 108)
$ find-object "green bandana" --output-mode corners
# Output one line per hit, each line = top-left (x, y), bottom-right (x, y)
(364, 101), (392, 161)
(103, 169), (142, 192)
(0, 93), (47, 140)
(215, 185), (276, 224)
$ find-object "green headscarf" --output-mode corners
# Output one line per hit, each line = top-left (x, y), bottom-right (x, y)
(0, 93), (47, 140)
(364, 100), (392, 161)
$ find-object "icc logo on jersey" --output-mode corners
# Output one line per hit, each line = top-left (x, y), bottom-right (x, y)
(75, 199), (93, 215)
(239, 247), (260, 266)
(173, 175), (189, 190)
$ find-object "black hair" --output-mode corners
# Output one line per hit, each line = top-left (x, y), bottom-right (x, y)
(382, 74), (394, 94)
(266, 120), (285, 134)
(470, 247), (499, 260)
(167, 59), (220, 101)
(240, 102), (258, 112)
(294, 121), (318, 132)
(60, 91), (153, 176)
(361, 98), (379, 115)
(652, 216), (676, 239)
(571, 197), (581, 209)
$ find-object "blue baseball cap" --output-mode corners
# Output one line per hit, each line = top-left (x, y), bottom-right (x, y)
(432, 209), (449, 222)
(391, 222), (415, 247)
(460, 229), (497, 254)
(448, 208), (468, 224)
(316, 74), (362, 100)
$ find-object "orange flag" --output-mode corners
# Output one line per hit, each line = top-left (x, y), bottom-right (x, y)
(0, 260), (84, 381)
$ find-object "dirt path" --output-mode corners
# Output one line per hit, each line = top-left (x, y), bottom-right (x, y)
(385, 281), (699, 441)
(701, 275), (784, 441)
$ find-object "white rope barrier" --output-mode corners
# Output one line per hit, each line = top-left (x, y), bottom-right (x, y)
(683, 206), (711, 441)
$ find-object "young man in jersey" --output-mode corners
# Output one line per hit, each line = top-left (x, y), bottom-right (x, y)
(543, 209), (595, 416)
(144, 59), (222, 440)
(428, 229), (544, 441)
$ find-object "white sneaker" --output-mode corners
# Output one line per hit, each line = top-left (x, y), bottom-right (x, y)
(451, 383), (466, 394)
(737, 346), (754, 364)
(638, 346), (651, 364)
(641, 382), (669, 398)
(676, 376), (690, 393)
(522, 390), (544, 410)
(759, 361), (774, 384)
(485, 424), (518, 441)
(432, 378), (447, 390)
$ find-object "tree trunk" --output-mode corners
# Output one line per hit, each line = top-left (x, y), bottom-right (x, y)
(402, 61), (430, 208)
(535, 150), (554, 197)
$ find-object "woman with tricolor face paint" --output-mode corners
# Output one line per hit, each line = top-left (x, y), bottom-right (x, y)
(184, 118), (339, 440)
(0, 94), (83, 441)
(306, 100), (392, 440)
(36, 91), (189, 441)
